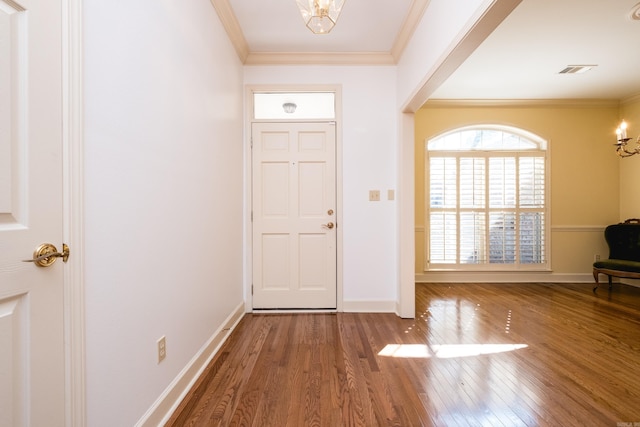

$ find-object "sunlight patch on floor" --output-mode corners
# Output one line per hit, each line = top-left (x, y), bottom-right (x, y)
(378, 343), (528, 359)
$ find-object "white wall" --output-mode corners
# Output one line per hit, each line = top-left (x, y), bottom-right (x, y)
(83, 1), (244, 425)
(396, 0), (487, 107)
(244, 66), (398, 307)
(397, 0), (524, 112)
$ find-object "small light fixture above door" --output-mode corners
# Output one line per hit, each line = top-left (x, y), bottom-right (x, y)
(282, 102), (297, 114)
(295, 0), (346, 34)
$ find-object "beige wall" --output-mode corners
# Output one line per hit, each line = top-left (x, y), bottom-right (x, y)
(414, 103), (621, 277)
(619, 97), (640, 220)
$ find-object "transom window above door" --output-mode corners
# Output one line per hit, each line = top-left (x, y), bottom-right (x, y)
(253, 92), (335, 120)
(426, 126), (549, 271)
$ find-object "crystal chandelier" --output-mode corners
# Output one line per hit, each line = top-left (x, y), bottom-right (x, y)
(614, 121), (640, 157)
(295, 0), (346, 34)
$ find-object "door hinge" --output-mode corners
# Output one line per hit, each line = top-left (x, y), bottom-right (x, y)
(251, 211), (253, 221)
(251, 284), (254, 295)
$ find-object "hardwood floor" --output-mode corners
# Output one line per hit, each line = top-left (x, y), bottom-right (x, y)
(167, 283), (640, 426)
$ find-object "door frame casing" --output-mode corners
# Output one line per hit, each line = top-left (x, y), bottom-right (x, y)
(62, 0), (86, 425)
(244, 85), (343, 312)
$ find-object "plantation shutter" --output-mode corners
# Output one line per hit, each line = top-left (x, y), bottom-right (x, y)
(426, 127), (548, 271)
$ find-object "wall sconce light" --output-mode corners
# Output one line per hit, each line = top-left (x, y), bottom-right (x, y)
(614, 121), (640, 157)
(295, 0), (346, 34)
(282, 102), (297, 114)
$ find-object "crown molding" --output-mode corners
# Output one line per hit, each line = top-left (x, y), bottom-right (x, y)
(621, 93), (640, 106)
(209, 0), (249, 63)
(391, 0), (430, 62)
(244, 52), (395, 66)
(422, 98), (621, 109)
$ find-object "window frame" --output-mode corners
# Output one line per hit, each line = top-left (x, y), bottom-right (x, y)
(425, 125), (550, 272)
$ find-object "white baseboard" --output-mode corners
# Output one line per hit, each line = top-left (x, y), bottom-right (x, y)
(342, 300), (397, 313)
(416, 272), (595, 283)
(135, 302), (245, 427)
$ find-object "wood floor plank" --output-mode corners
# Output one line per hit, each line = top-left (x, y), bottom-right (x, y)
(166, 283), (640, 427)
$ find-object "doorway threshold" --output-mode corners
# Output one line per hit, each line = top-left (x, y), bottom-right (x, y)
(252, 309), (337, 314)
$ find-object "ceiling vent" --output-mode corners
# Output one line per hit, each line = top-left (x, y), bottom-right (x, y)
(558, 65), (596, 74)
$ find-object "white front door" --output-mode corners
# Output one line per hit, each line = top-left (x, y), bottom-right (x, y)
(0, 0), (65, 425)
(252, 122), (337, 309)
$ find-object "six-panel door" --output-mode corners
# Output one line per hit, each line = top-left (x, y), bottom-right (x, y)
(252, 122), (337, 309)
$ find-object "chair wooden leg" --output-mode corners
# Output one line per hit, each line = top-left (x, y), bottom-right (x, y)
(608, 275), (613, 290)
(593, 270), (599, 292)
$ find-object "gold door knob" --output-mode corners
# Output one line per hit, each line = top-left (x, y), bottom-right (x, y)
(322, 222), (335, 229)
(23, 243), (70, 267)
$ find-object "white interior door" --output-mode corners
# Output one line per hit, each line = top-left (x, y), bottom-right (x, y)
(252, 122), (337, 309)
(0, 1), (65, 425)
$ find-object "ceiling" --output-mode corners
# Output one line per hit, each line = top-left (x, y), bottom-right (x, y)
(227, 0), (415, 54)
(222, 0), (640, 102)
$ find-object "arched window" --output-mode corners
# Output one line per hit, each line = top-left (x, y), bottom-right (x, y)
(426, 125), (549, 271)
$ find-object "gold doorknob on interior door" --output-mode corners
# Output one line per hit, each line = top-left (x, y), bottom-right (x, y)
(23, 243), (70, 267)
(322, 222), (335, 229)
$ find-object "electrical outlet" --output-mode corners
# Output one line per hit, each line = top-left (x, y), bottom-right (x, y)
(594, 254), (600, 262)
(387, 189), (395, 201)
(369, 190), (380, 201)
(157, 336), (166, 363)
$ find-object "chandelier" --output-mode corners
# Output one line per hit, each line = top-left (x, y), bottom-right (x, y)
(614, 121), (640, 157)
(295, 0), (346, 34)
